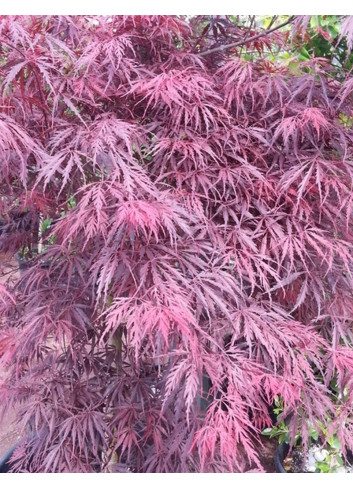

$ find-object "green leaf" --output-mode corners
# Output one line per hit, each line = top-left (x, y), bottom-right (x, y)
(328, 436), (341, 450)
(311, 429), (319, 441)
(336, 454), (344, 466)
(300, 47), (311, 59)
(316, 462), (330, 473)
(41, 218), (52, 233)
(328, 25), (339, 37)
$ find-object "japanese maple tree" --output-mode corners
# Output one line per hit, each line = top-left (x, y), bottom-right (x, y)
(1, 15), (353, 472)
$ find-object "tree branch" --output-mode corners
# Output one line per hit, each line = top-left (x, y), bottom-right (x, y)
(199, 16), (296, 57)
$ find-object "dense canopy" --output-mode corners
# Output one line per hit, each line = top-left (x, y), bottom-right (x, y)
(1, 15), (353, 472)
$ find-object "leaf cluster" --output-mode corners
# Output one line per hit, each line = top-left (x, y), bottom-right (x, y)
(0, 15), (353, 472)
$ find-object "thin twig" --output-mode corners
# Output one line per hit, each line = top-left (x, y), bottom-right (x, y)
(267, 15), (278, 30)
(239, 15), (256, 57)
(199, 16), (296, 57)
(245, 15), (256, 42)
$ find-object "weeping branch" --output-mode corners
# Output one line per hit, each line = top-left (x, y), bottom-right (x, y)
(199, 16), (296, 57)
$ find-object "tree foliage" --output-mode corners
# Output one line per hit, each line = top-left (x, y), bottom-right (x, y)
(1, 15), (353, 472)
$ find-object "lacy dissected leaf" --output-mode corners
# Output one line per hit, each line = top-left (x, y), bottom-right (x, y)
(1, 14), (353, 474)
